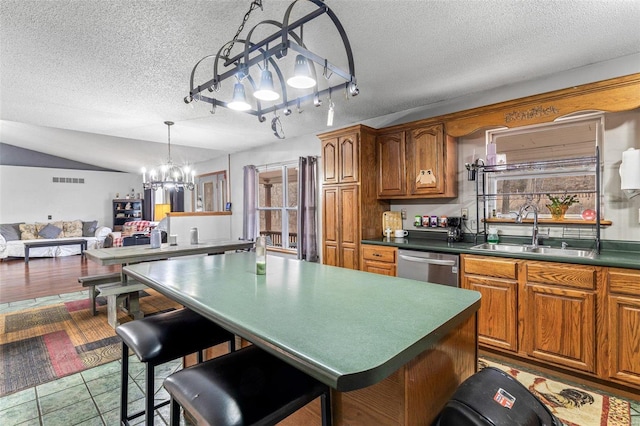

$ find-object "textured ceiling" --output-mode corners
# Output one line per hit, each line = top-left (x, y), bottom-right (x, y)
(1, 0), (639, 173)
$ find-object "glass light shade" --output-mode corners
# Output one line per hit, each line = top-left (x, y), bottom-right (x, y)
(287, 55), (316, 89)
(253, 69), (280, 101)
(227, 82), (251, 111)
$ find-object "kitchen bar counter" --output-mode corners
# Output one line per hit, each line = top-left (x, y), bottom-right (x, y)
(363, 235), (640, 270)
(85, 239), (253, 266)
(124, 252), (481, 424)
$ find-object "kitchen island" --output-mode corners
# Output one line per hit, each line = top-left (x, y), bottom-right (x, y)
(124, 252), (481, 425)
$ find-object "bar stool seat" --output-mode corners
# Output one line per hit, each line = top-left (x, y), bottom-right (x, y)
(116, 308), (235, 426)
(164, 344), (332, 426)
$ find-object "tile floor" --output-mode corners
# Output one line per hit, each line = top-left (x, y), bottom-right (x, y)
(0, 291), (191, 426)
(1, 292), (640, 426)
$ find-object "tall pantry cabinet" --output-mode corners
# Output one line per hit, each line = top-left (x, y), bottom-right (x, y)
(319, 125), (389, 269)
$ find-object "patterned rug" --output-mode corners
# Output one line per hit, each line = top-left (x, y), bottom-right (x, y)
(0, 290), (180, 397)
(479, 359), (631, 426)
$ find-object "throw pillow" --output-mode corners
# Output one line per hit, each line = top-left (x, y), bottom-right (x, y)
(63, 220), (83, 237)
(38, 223), (63, 239)
(0, 223), (23, 241)
(36, 222), (64, 239)
(19, 223), (38, 240)
(82, 220), (98, 237)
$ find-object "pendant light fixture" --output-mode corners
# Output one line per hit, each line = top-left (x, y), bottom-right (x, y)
(142, 121), (195, 191)
(227, 81), (251, 111)
(254, 67), (280, 101)
(287, 55), (316, 89)
(184, 0), (359, 135)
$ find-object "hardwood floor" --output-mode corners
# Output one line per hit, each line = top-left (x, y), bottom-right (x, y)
(0, 255), (119, 303)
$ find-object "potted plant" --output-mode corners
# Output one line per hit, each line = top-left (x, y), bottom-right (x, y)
(546, 193), (579, 220)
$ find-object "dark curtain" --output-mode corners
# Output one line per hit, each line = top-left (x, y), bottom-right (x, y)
(297, 156), (318, 262)
(143, 188), (155, 221)
(242, 165), (258, 241)
(170, 190), (184, 212)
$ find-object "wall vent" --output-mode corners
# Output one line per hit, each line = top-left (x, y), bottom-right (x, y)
(52, 177), (85, 184)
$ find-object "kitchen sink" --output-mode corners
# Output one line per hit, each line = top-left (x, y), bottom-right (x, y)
(471, 243), (531, 253)
(471, 243), (595, 259)
(527, 246), (595, 258)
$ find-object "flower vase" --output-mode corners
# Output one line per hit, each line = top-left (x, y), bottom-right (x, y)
(547, 204), (568, 220)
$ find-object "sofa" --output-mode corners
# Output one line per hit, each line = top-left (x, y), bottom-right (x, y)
(0, 220), (111, 260)
(104, 220), (160, 247)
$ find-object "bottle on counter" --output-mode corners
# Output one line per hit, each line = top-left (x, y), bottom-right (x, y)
(190, 227), (199, 245)
(150, 228), (162, 248)
(256, 236), (267, 275)
(487, 227), (500, 244)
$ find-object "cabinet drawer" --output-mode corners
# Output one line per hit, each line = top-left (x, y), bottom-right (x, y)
(362, 245), (397, 263)
(608, 268), (640, 296)
(525, 262), (596, 290)
(463, 255), (518, 279)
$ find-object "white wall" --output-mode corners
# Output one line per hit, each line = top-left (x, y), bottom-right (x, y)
(0, 166), (142, 228)
(166, 214), (232, 244)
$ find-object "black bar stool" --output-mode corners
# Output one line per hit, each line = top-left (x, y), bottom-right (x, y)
(164, 344), (332, 426)
(116, 308), (236, 426)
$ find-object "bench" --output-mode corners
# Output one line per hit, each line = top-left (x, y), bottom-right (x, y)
(97, 281), (148, 328)
(24, 238), (87, 263)
(78, 272), (122, 315)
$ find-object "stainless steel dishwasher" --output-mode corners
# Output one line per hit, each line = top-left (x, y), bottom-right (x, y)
(397, 249), (459, 287)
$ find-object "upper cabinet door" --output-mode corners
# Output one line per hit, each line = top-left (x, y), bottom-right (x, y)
(321, 133), (359, 184)
(322, 138), (339, 185)
(376, 122), (456, 199)
(377, 131), (406, 197)
(407, 124), (446, 196)
(338, 134), (359, 183)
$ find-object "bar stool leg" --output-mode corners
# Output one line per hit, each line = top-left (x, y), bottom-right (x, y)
(145, 364), (155, 426)
(170, 398), (180, 426)
(120, 341), (129, 425)
(321, 391), (332, 426)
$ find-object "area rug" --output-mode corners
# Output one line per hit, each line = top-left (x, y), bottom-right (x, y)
(0, 290), (181, 397)
(479, 358), (631, 426)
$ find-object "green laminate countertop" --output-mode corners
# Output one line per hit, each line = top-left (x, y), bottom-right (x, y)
(362, 236), (640, 270)
(85, 239), (254, 266)
(123, 252), (481, 392)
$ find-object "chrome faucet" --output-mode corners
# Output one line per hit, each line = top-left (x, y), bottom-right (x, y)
(515, 199), (539, 247)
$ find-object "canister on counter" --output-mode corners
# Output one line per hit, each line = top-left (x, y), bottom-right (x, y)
(439, 216), (448, 227)
(430, 215), (438, 227)
(414, 215), (422, 227)
(422, 215), (430, 227)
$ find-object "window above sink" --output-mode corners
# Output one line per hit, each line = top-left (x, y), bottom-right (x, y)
(483, 114), (605, 222)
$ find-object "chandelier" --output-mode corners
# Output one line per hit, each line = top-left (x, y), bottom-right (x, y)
(183, 0), (359, 135)
(142, 121), (195, 191)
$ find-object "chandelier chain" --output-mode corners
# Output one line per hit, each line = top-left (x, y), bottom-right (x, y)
(223, 0), (263, 60)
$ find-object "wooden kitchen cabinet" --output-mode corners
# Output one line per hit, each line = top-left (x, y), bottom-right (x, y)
(361, 244), (397, 276)
(319, 125), (389, 270)
(321, 131), (359, 184)
(323, 185), (360, 269)
(376, 122), (457, 199)
(606, 267), (640, 387)
(461, 255), (611, 379)
(376, 130), (406, 197)
(461, 255), (519, 352)
(522, 262), (598, 373)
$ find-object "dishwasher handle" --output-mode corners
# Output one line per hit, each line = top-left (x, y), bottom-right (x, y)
(398, 254), (457, 266)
